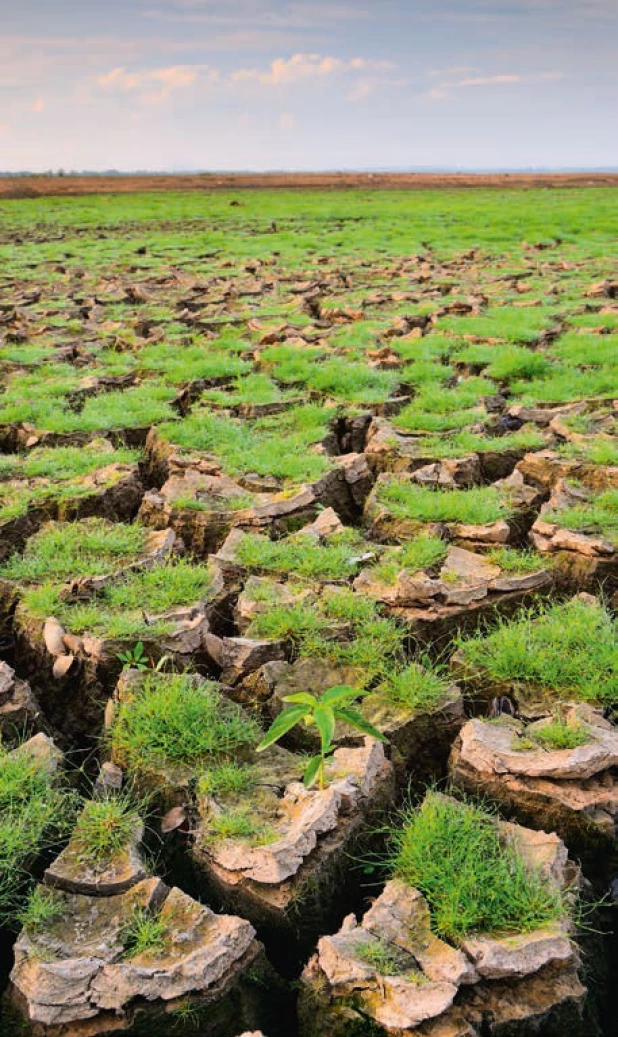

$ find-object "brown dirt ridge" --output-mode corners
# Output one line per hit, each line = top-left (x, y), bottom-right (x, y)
(2, 170), (618, 199)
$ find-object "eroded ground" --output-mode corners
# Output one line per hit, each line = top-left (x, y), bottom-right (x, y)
(0, 187), (616, 1037)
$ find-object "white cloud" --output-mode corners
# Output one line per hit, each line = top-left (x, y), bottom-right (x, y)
(459, 74), (521, 85)
(95, 63), (218, 103)
(28, 98), (45, 113)
(424, 68), (565, 98)
(230, 53), (395, 87)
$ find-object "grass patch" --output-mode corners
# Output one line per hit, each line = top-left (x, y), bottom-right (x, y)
(457, 598), (618, 705)
(369, 536), (447, 584)
(376, 480), (510, 525)
(71, 794), (142, 866)
(516, 717), (590, 752)
(204, 805), (276, 846)
(157, 404), (333, 484)
(17, 886), (64, 932)
(246, 588), (403, 679)
(23, 559), (216, 640)
(234, 529), (368, 581)
(110, 673), (259, 774)
(121, 905), (168, 959)
(0, 740), (75, 923)
(353, 938), (411, 976)
(544, 488), (618, 545)
(0, 518), (146, 582)
(559, 438), (618, 467)
(378, 663), (451, 713)
(486, 547), (547, 574)
(392, 792), (565, 941)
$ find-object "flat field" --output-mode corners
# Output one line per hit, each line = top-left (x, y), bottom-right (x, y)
(0, 187), (616, 1037)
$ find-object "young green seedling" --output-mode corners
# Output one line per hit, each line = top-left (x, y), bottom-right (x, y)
(256, 685), (387, 790)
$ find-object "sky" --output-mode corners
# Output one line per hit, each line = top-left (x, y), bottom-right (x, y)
(1, 0), (617, 172)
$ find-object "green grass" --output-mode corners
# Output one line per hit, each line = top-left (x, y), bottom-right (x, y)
(71, 794), (142, 865)
(486, 547), (547, 574)
(0, 740), (75, 923)
(543, 488), (618, 545)
(197, 762), (256, 798)
(514, 366), (617, 405)
(234, 529), (367, 581)
(353, 937), (411, 976)
(0, 444), (139, 482)
(17, 886), (64, 933)
(517, 718), (590, 752)
(0, 518), (147, 582)
(246, 588), (403, 679)
(110, 673), (259, 773)
(376, 480), (510, 525)
(457, 598), (618, 705)
(392, 792), (565, 941)
(559, 438), (618, 467)
(23, 559), (216, 640)
(401, 428), (545, 460)
(438, 306), (555, 343)
(485, 345), (550, 382)
(550, 332), (618, 368)
(204, 805), (276, 846)
(121, 905), (168, 959)
(157, 404), (333, 484)
(369, 536), (447, 584)
(378, 663), (451, 712)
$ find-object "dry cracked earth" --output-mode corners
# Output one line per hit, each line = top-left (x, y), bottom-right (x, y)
(0, 188), (616, 1037)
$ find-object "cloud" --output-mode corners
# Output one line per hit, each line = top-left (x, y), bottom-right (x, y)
(28, 98), (45, 113)
(230, 53), (395, 87)
(424, 68), (565, 98)
(458, 74), (521, 85)
(95, 63), (218, 102)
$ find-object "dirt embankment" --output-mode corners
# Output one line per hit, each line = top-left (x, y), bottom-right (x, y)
(2, 171), (618, 199)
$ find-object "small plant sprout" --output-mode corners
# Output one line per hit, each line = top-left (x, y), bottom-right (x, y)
(116, 642), (171, 672)
(117, 642), (148, 670)
(256, 685), (387, 790)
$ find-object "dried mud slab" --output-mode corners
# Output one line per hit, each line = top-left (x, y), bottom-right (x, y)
(299, 800), (588, 1037)
(530, 480), (617, 589)
(354, 543), (553, 640)
(250, 657), (464, 785)
(12, 561), (233, 744)
(0, 660), (40, 739)
(0, 458), (144, 562)
(4, 791), (280, 1037)
(192, 738), (395, 955)
(450, 705), (618, 871)
(364, 470), (545, 548)
(365, 418), (544, 484)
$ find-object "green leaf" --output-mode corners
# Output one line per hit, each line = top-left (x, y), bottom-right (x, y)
(321, 684), (361, 706)
(303, 755), (323, 788)
(313, 704), (335, 753)
(282, 692), (318, 707)
(256, 705), (309, 751)
(335, 707), (388, 743)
